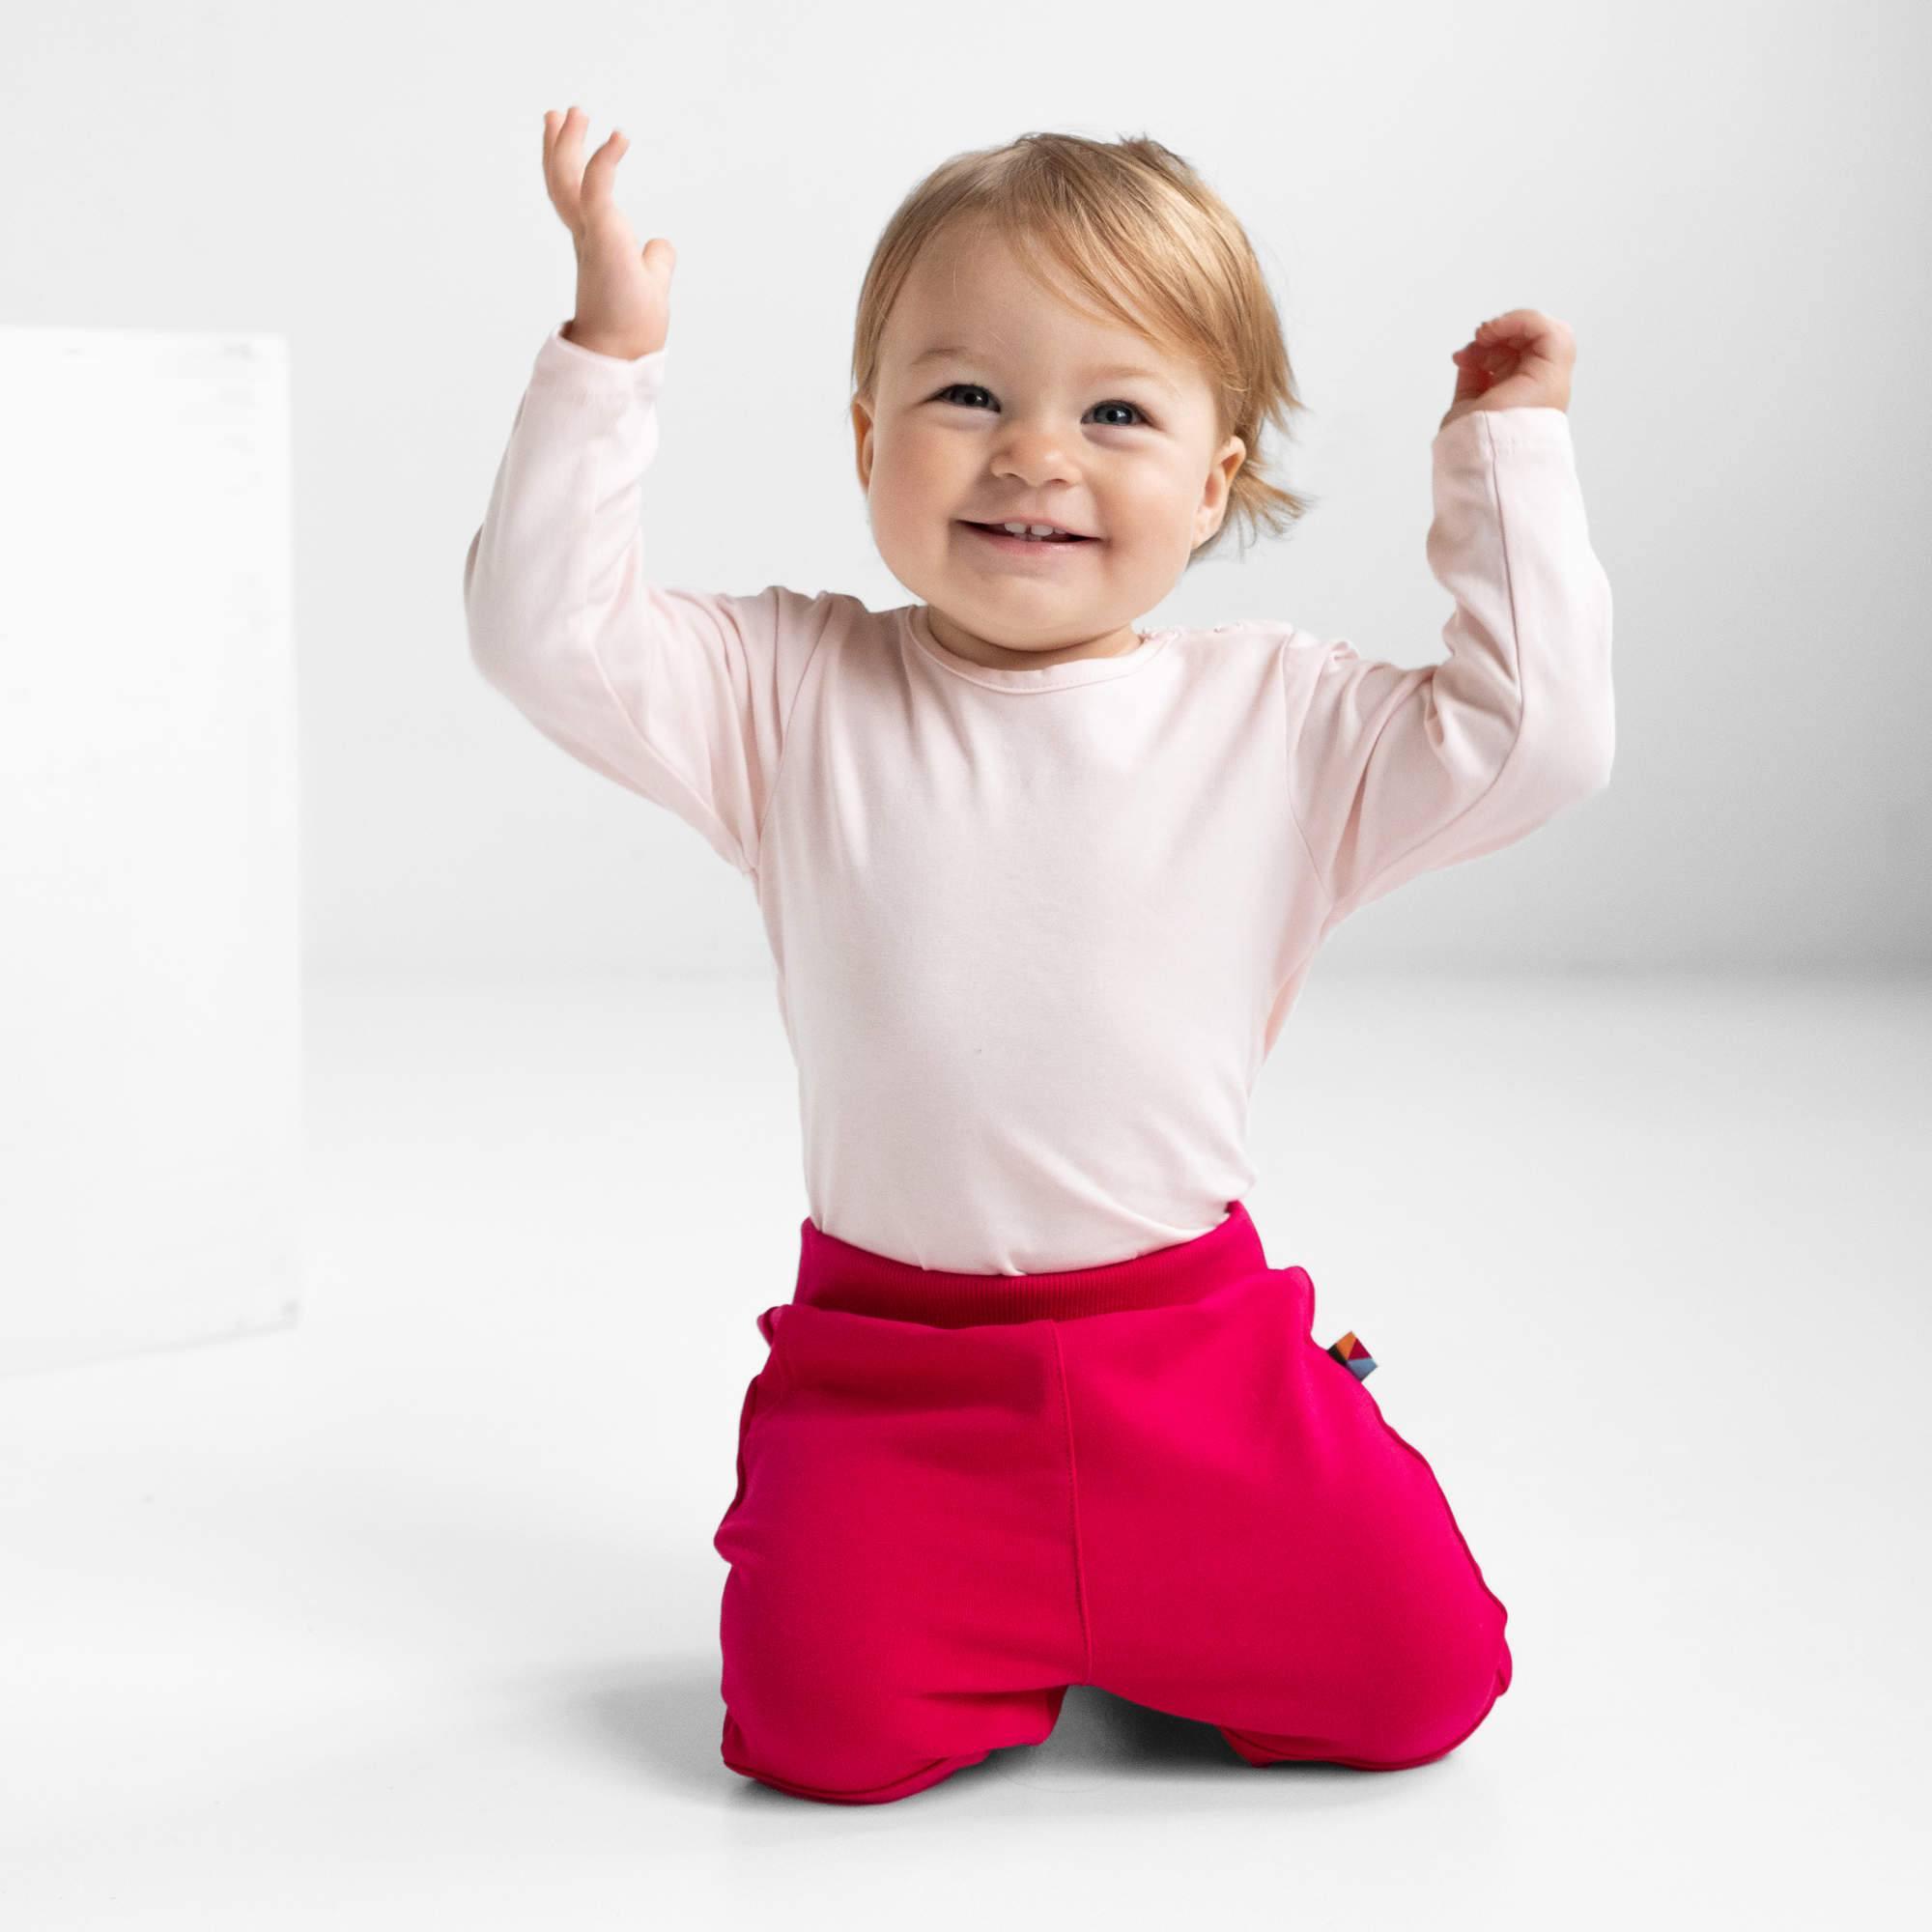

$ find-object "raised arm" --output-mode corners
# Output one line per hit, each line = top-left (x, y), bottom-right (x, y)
(464, 327), (827, 878)
(462, 107), (827, 879)
(1282, 401), (1614, 924)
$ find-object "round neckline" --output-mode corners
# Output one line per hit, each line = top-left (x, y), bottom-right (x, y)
(903, 605), (1173, 692)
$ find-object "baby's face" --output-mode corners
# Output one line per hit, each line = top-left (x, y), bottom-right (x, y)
(853, 222), (1246, 671)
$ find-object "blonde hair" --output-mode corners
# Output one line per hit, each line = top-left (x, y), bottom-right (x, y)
(850, 130), (1316, 565)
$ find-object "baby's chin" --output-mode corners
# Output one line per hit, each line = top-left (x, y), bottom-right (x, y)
(921, 599), (1149, 670)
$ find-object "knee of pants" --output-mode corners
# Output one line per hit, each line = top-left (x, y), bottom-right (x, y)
(722, 1662), (952, 1802)
(719, 1582), (1064, 1802)
(1370, 1605), (1512, 1765)
(1235, 1594), (1512, 1771)
(720, 1708), (993, 1806)
(719, 1673), (1061, 1805)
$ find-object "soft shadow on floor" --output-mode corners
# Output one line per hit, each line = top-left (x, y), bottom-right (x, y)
(568, 1666), (1375, 1804)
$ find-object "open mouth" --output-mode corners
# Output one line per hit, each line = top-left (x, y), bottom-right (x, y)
(959, 522), (1099, 553)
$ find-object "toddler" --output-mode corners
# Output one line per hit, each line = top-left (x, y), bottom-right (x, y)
(464, 107), (1613, 1804)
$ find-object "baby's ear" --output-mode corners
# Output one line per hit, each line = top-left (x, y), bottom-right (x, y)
(849, 395), (874, 489)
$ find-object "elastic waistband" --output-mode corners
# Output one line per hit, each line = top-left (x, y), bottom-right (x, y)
(791, 1200), (1268, 1325)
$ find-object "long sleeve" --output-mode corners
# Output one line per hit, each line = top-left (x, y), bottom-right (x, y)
(463, 323), (832, 880)
(1281, 405), (1614, 923)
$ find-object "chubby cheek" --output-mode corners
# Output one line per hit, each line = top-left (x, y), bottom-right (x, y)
(872, 497), (944, 571)
(867, 460), (951, 560)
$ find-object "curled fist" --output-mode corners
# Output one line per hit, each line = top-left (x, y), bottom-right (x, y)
(1441, 309), (1575, 432)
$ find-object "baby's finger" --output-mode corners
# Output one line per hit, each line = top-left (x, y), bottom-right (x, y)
(582, 128), (629, 209)
(542, 104), (587, 227)
(1476, 307), (1560, 344)
(543, 105), (586, 177)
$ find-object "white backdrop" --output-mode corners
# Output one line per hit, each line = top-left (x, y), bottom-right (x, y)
(5, 3), (1929, 1919)
(6, 0), (1922, 985)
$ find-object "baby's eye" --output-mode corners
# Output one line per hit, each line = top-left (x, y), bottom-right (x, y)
(934, 383), (1151, 428)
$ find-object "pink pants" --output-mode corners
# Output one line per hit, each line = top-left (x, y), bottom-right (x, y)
(712, 1199), (1512, 1804)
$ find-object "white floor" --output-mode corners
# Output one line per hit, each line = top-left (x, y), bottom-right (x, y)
(4, 971), (1926, 1928)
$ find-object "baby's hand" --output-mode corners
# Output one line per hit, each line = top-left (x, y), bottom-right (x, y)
(1440, 309), (1575, 431)
(542, 105), (675, 360)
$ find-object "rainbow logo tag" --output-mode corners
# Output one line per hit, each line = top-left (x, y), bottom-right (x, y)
(1326, 1330), (1377, 1380)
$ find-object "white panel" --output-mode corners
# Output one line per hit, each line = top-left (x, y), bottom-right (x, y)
(0, 328), (303, 1377)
